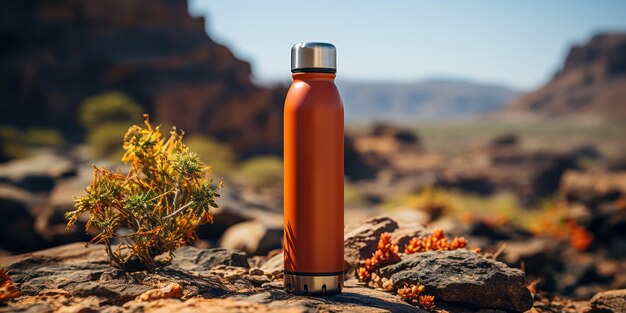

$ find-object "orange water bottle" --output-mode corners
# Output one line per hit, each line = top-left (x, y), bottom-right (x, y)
(283, 42), (344, 294)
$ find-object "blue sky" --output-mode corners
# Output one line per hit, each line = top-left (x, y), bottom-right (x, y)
(189, 1), (626, 90)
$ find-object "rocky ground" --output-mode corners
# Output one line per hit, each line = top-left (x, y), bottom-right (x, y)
(0, 242), (418, 313)
(1, 215), (625, 313)
(1, 126), (625, 312)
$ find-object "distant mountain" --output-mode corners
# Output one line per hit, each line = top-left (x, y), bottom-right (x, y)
(505, 34), (626, 118)
(338, 79), (516, 122)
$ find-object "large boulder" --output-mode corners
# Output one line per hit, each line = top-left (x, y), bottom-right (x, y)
(344, 217), (399, 268)
(258, 216), (403, 275)
(219, 220), (282, 256)
(0, 184), (46, 253)
(0, 154), (76, 193)
(584, 289), (626, 313)
(560, 170), (626, 254)
(379, 250), (533, 312)
(168, 246), (250, 272)
(560, 170), (626, 206)
(35, 165), (94, 246)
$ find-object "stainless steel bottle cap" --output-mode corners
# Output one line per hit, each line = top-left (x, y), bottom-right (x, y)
(291, 42), (336, 73)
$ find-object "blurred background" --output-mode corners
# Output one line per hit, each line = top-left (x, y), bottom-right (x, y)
(1, 0), (625, 299)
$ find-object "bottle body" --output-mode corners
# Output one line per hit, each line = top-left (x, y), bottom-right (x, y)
(283, 72), (344, 294)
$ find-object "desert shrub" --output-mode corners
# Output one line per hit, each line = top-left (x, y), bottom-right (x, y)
(383, 188), (453, 222)
(385, 188), (593, 251)
(0, 126), (64, 161)
(185, 135), (235, 174)
(530, 199), (593, 251)
(0, 126), (27, 161)
(79, 92), (143, 130)
(238, 155), (283, 189)
(345, 182), (368, 208)
(22, 128), (63, 147)
(384, 188), (522, 224)
(85, 122), (129, 160)
(66, 115), (221, 270)
(79, 92), (144, 159)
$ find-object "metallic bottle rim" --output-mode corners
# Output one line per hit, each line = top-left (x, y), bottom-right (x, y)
(291, 42), (337, 73)
(284, 273), (343, 295)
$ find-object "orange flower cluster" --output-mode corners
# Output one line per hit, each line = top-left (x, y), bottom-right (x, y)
(397, 284), (436, 310)
(0, 269), (20, 302)
(566, 220), (593, 251)
(419, 295), (436, 310)
(357, 231), (480, 311)
(397, 283), (424, 304)
(357, 232), (401, 281)
(404, 229), (468, 254)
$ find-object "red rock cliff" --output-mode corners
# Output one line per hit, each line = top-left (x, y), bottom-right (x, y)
(0, 0), (286, 156)
(505, 34), (626, 118)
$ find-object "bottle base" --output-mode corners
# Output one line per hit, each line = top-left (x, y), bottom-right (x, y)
(284, 272), (343, 295)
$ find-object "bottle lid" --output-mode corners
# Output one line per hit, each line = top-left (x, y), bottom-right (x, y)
(291, 42), (336, 73)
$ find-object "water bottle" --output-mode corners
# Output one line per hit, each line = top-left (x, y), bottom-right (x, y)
(283, 42), (344, 295)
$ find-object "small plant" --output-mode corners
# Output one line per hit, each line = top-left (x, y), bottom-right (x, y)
(0, 126), (64, 161)
(66, 115), (221, 270)
(396, 283), (425, 304)
(79, 92), (143, 130)
(237, 155), (283, 189)
(404, 229), (468, 254)
(185, 135), (236, 174)
(86, 122), (132, 160)
(356, 232), (400, 282)
(344, 182), (368, 208)
(79, 92), (143, 159)
(396, 283), (436, 310)
(384, 188), (452, 222)
(356, 233), (438, 310)
(0, 269), (20, 302)
(419, 295), (436, 310)
(531, 200), (594, 251)
(357, 230), (481, 311)
(565, 220), (593, 251)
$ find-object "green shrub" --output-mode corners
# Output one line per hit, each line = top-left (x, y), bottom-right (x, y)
(22, 128), (64, 147)
(238, 156), (283, 189)
(0, 126), (26, 161)
(185, 135), (235, 174)
(383, 188), (523, 224)
(79, 92), (144, 159)
(66, 116), (221, 270)
(79, 92), (143, 130)
(345, 182), (367, 208)
(0, 126), (64, 161)
(86, 123), (130, 160)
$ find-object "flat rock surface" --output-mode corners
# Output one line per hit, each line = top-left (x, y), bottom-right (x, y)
(585, 289), (626, 313)
(0, 243), (422, 313)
